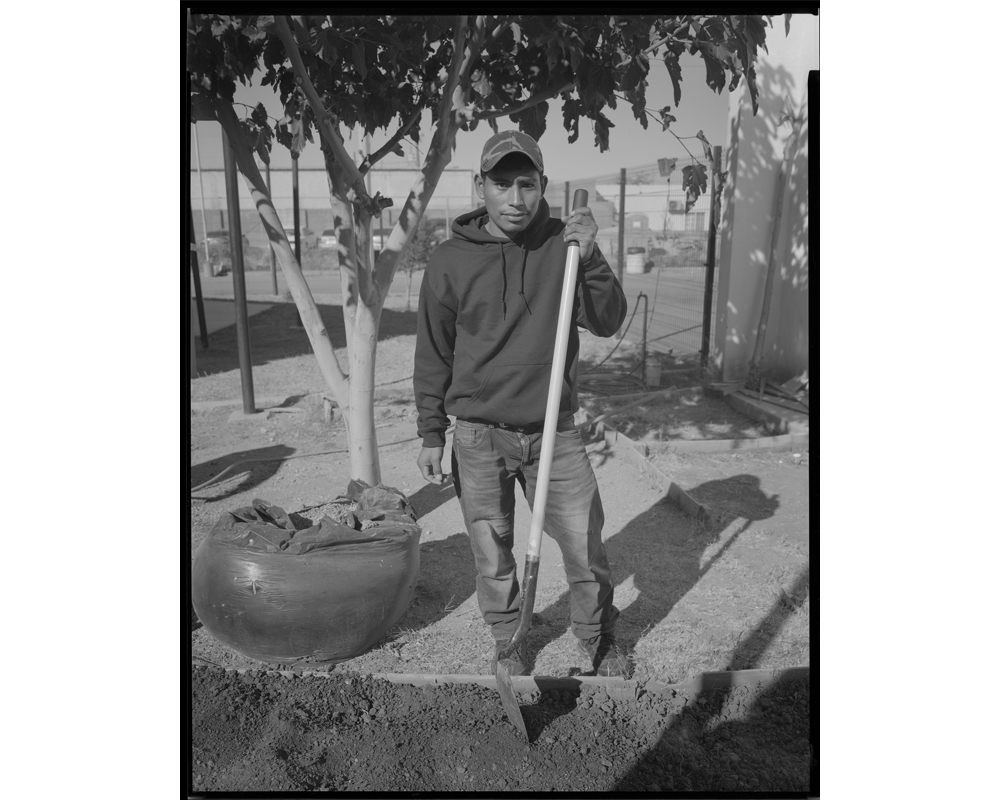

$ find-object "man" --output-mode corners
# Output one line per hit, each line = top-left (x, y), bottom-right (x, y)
(413, 130), (631, 677)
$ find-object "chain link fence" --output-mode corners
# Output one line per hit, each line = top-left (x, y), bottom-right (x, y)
(547, 154), (725, 361)
(191, 151), (725, 363)
(190, 155), (478, 302)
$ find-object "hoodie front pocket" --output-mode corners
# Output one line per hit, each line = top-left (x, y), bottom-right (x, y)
(465, 362), (564, 424)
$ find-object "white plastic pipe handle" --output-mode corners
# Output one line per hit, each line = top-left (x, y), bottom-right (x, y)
(525, 189), (588, 558)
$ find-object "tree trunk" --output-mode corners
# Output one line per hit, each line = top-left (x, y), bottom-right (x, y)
(348, 300), (382, 483)
(206, 96), (351, 412)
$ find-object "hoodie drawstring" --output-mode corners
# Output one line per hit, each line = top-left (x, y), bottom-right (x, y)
(500, 238), (531, 320)
(518, 248), (531, 315)
(500, 243), (508, 320)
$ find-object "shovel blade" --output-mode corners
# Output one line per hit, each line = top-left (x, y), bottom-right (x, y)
(495, 661), (527, 740)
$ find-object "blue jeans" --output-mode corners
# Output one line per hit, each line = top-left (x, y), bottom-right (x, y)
(451, 417), (619, 643)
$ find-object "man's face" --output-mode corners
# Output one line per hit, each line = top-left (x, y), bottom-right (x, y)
(475, 156), (548, 239)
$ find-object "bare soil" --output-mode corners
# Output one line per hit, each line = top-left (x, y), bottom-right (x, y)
(191, 667), (812, 793)
(189, 297), (812, 793)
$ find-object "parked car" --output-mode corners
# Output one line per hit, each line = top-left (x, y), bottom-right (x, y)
(283, 226), (317, 250)
(317, 228), (339, 249)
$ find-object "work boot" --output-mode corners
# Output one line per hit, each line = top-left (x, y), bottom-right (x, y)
(491, 638), (528, 676)
(577, 634), (633, 678)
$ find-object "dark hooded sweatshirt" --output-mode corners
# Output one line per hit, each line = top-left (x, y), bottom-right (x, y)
(414, 199), (626, 448)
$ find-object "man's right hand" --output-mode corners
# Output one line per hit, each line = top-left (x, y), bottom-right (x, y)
(417, 446), (445, 484)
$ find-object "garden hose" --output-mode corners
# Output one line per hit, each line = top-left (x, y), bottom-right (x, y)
(190, 425), (457, 495)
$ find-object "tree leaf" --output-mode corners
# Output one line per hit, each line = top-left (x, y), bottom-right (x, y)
(512, 99), (548, 141)
(743, 15), (768, 55)
(660, 106), (676, 130)
(472, 69), (491, 99)
(785, 14), (791, 36)
(696, 130), (713, 162)
(682, 163), (708, 212)
(353, 41), (367, 80)
(621, 52), (649, 92)
(562, 96), (581, 144)
(256, 15), (274, 31)
(700, 50), (727, 94)
(255, 127), (270, 165)
(746, 62), (759, 115)
(663, 52), (682, 106)
(290, 116), (307, 157)
(251, 102), (268, 127)
(593, 112), (615, 152)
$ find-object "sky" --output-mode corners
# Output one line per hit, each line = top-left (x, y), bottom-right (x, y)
(190, 46), (733, 184)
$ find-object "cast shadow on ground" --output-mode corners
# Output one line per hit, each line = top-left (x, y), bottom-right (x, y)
(523, 474), (779, 677)
(192, 302), (418, 378)
(190, 444), (295, 502)
(612, 562), (813, 792)
(386, 531), (478, 638)
(406, 475), (458, 519)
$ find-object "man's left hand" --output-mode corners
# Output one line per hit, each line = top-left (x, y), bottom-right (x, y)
(561, 207), (598, 265)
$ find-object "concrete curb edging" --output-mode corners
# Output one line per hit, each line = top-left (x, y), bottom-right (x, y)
(582, 416), (718, 523)
(725, 391), (809, 439)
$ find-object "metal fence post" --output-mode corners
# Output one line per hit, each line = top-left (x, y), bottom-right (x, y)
(292, 153), (303, 328)
(266, 159), (278, 295)
(616, 168), (626, 339)
(700, 145), (723, 368)
(189, 200), (208, 348)
(222, 127), (256, 415)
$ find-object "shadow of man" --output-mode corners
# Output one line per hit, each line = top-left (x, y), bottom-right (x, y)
(526, 474), (780, 676)
(611, 563), (812, 792)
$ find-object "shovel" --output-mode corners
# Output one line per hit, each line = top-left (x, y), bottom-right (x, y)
(494, 189), (589, 739)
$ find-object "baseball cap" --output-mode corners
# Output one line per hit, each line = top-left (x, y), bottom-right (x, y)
(480, 130), (544, 174)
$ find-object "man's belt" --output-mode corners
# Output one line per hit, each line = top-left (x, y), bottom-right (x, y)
(461, 418), (545, 435)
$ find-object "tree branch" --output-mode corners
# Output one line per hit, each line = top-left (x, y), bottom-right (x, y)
(273, 16), (370, 204)
(362, 107), (423, 172)
(474, 81), (575, 122)
(610, 90), (705, 165)
(481, 19), (511, 52)
(434, 16), (469, 136)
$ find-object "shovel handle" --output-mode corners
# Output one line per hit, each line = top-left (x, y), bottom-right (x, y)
(524, 189), (588, 559)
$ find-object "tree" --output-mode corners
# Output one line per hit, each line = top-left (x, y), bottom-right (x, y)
(187, 13), (774, 485)
(398, 216), (444, 311)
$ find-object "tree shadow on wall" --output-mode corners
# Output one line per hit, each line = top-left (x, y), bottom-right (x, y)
(721, 58), (808, 380)
(523, 474), (780, 676)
